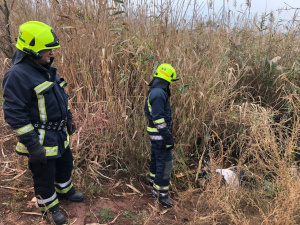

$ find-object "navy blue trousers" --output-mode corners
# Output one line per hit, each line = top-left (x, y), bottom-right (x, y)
(149, 139), (173, 191)
(29, 147), (75, 213)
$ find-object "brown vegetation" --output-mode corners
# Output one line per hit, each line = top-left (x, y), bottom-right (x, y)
(1, 0), (300, 224)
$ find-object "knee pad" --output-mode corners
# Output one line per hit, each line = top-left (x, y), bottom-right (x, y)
(163, 160), (173, 180)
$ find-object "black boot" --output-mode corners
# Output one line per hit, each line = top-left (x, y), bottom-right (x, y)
(151, 189), (158, 198)
(45, 210), (66, 225)
(67, 192), (84, 202)
(159, 197), (174, 208)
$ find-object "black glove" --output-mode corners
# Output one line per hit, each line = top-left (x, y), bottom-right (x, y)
(27, 142), (46, 164)
(67, 118), (76, 135)
(166, 143), (174, 151)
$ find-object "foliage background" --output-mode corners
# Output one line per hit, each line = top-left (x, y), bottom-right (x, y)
(1, 0), (300, 224)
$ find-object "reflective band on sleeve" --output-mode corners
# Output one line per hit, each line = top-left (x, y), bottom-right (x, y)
(149, 135), (163, 140)
(154, 118), (165, 125)
(37, 192), (57, 204)
(156, 123), (167, 129)
(55, 178), (72, 188)
(59, 81), (66, 87)
(147, 127), (159, 132)
(14, 124), (34, 136)
(147, 93), (152, 115)
(16, 142), (29, 154)
(153, 183), (169, 191)
(34, 81), (53, 95)
(149, 172), (156, 178)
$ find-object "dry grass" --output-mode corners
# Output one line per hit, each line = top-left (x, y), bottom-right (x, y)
(1, 0), (300, 224)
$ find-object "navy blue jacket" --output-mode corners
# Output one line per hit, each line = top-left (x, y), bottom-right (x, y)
(3, 53), (72, 159)
(144, 78), (173, 145)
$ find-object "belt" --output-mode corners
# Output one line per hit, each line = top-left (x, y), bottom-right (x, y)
(33, 119), (66, 131)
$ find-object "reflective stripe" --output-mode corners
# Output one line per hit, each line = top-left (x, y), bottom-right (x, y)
(55, 183), (73, 194)
(39, 199), (59, 211)
(149, 135), (163, 140)
(16, 142), (28, 153)
(153, 183), (169, 191)
(147, 93), (152, 115)
(55, 178), (72, 188)
(37, 192), (57, 204)
(149, 172), (156, 178)
(59, 81), (66, 87)
(14, 124), (34, 136)
(68, 105), (70, 110)
(156, 123), (167, 129)
(64, 133), (69, 148)
(147, 127), (159, 132)
(159, 69), (171, 78)
(154, 118), (165, 125)
(34, 81), (53, 95)
(45, 146), (58, 156)
(37, 94), (47, 122)
(38, 129), (45, 145)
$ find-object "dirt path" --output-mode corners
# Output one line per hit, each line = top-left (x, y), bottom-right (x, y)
(0, 180), (188, 225)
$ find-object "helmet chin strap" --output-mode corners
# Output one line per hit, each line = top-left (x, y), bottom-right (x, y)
(23, 47), (42, 59)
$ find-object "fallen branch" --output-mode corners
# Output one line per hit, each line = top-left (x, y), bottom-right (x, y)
(0, 185), (34, 192)
(2, 169), (27, 181)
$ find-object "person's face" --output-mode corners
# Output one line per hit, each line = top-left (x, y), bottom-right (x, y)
(34, 49), (54, 65)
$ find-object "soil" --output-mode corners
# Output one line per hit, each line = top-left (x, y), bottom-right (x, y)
(0, 136), (193, 225)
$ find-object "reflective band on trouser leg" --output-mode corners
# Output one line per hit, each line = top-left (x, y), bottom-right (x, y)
(14, 124), (34, 136)
(37, 192), (59, 212)
(153, 183), (169, 191)
(55, 178), (74, 194)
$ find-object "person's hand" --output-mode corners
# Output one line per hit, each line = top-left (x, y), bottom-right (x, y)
(67, 119), (76, 135)
(27, 142), (46, 164)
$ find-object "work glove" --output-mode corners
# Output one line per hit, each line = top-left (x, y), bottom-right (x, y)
(67, 118), (76, 135)
(27, 142), (46, 164)
(166, 144), (174, 151)
(165, 138), (174, 151)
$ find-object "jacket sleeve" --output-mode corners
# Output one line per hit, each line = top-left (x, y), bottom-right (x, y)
(150, 91), (174, 145)
(2, 70), (39, 147)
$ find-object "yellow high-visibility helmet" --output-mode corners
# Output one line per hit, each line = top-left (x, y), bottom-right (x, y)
(16, 21), (60, 58)
(154, 63), (178, 83)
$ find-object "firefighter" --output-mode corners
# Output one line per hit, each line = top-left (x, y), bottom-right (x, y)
(2, 21), (83, 225)
(144, 63), (179, 207)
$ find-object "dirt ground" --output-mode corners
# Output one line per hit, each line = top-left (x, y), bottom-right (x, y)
(0, 133), (193, 225)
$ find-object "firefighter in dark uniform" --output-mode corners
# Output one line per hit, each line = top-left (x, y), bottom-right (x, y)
(2, 21), (83, 225)
(144, 63), (178, 207)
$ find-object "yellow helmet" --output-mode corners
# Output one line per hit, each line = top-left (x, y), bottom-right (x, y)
(154, 63), (178, 83)
(16, 21), (60, 58)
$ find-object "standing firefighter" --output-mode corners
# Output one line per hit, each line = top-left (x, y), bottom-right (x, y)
(2, 21), (83, 225)
(144, 63), (178, 207)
